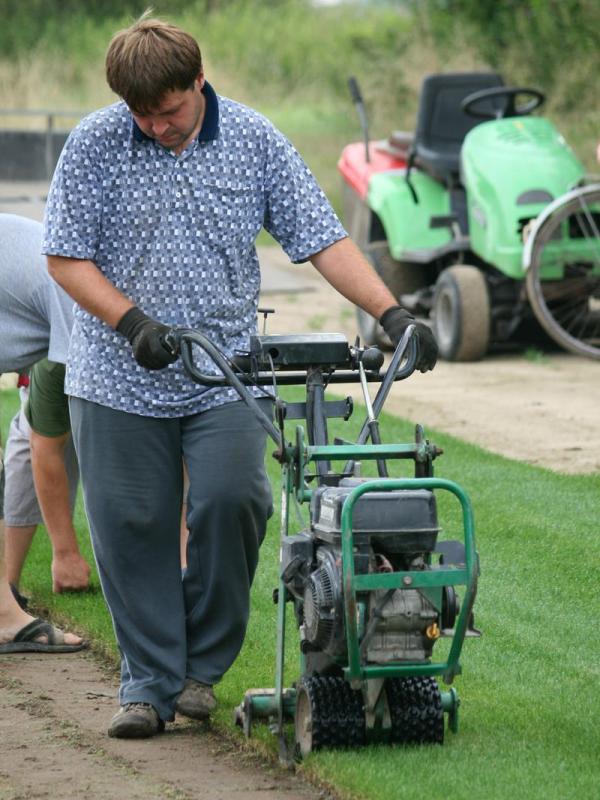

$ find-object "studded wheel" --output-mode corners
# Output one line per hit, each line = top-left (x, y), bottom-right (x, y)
(385, 677), (444, 745)
(294, 676), (366, 758)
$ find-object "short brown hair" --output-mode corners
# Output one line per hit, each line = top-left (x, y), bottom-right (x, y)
(105, 13), (202, 113)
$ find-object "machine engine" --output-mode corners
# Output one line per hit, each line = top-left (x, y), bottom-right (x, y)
(281, 479), (459, 669)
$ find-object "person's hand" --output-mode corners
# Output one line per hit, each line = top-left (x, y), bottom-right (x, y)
(379, 305), (438, 372)
(52, 551), (91, 593)
(116, 307), (178, 370)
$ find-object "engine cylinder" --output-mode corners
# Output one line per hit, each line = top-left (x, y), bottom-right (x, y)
(366, 588), (438, 663)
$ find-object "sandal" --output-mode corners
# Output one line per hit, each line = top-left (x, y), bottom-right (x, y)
(9, 583), (29, 611)
(0, 618), (88, 654)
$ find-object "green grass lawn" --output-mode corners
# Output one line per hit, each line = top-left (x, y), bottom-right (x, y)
(1, 385), (599, 800)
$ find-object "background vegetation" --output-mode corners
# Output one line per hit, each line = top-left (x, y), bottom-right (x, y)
(1, 0), (600, 211)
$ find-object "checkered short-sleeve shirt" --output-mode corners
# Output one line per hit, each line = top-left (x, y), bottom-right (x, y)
(42, 83), (346, 417)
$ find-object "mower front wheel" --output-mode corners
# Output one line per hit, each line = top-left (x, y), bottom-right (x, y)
(433, 265), (490, 361)
(294, 676), (366, 758)
(386, 676), (444, 745)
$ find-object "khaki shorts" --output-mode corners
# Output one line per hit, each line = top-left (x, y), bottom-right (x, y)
(0, 441), (4, 521)
(25, 358), (70, 437)
(3, 383), (78, 527)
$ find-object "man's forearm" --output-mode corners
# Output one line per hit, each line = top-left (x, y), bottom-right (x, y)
(30, 432), (79, 556)
(48, 255), (177, 371)
(309, 237), (398, 320)
(30, 431), (90, 592)
(47, 255), (133, 329)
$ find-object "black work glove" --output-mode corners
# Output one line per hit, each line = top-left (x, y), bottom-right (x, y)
(116, 307), (178, 370)
(379, 305), (438, 373)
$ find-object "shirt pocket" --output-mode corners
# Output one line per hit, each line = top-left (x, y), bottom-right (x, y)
(191, 177), (260, 246)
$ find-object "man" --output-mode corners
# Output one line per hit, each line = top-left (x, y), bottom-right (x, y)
(0, 212), (86, 653)
(45, 16), (437, 738)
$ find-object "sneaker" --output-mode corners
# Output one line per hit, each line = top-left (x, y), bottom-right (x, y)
(175, 679), (216, 720)
(108, 702), (165, 739)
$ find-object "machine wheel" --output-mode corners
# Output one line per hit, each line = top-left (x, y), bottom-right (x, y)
(342, 182), (371, 247)
(385, 676), (444, 745)
(357, 241), (428, 348)
(525, 185), (600, 360)
(432, 265), (490, 361)
(294, 676), (366, 758)
(356, 306), (390, 349)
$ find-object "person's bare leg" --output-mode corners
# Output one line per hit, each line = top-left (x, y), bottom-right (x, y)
(5, 524), (36, 588)
(0, 519), (82, 645)
(30, 431), (90, 593)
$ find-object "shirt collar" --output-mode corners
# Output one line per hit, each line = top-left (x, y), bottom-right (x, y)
(132, 80), (219, 144)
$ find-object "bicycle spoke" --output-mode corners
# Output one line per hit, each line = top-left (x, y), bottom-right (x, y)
(575, 196), (600, 269)
(526, 186), (600, 358)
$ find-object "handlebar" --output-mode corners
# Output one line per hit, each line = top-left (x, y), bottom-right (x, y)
(163, 326), (419, 388)
(162, 326), (419, 450)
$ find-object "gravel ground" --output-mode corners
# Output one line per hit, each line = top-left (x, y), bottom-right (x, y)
(260, 248), (600, 475)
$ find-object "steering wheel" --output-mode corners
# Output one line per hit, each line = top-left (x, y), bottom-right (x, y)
(461, 86), (546, 120)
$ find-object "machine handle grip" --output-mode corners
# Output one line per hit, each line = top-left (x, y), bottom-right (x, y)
(360, 346), (385, 372)
(164, 328), (282, 445)
(347, 76), (363, 105)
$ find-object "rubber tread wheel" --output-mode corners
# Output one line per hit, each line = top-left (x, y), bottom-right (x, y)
(525, 185), (600, 360)
(356, 307), (389, 349)
(357, 242), (427, 348)
(368, 241), (428, 299)
(385, 676), (444, 745)
(433, 264), (490, 361)
(294, 676), (366, 758)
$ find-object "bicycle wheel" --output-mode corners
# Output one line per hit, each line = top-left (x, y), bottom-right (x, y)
(525, 184), (600, 359)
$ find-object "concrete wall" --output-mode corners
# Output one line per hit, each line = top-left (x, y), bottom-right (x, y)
(0, 130), (70, 180)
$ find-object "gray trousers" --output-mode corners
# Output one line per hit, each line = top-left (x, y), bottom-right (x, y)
(69, 396), (273, 721)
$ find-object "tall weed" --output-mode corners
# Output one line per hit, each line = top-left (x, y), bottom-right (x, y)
(1, 1), (598, 191)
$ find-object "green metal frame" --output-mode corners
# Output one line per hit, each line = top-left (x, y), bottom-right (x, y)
(338, 477), (476, 685)
(240, 409), (476, 753)
(266, 426), (477, 732)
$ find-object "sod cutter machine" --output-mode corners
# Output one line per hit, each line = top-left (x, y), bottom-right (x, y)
(167, 322), (480, 760)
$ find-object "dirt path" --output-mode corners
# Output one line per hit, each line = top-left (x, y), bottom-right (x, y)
(260, 248), (600, 475)
(0, 653), (322, 800)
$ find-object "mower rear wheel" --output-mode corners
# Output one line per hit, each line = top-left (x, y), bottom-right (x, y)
(525, 185), (600, 360)
(294, 676), (366, 758)
(356, 307), (390, 349)
(433, 265), (490, 361)
(386, 676), (444, 745)
(357, 242), (428, 348)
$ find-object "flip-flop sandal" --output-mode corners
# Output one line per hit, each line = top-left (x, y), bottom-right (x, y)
(0, 618), (88, 654)
(9, 583), (29, 611)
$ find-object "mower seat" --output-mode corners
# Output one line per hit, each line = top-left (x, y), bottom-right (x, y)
(410, 72), (504, 185)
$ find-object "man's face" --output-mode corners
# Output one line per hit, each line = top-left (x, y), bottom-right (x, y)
(131, 74), (205, 154)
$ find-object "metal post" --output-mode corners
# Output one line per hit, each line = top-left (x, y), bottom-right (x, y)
(45, 113), (54, 181)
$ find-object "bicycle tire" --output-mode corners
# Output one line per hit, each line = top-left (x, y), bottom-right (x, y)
(525, 184), (600, 359)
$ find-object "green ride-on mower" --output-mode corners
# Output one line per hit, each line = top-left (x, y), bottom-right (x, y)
(167, 322), (480, 761)
(340, 72), (600, 360)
